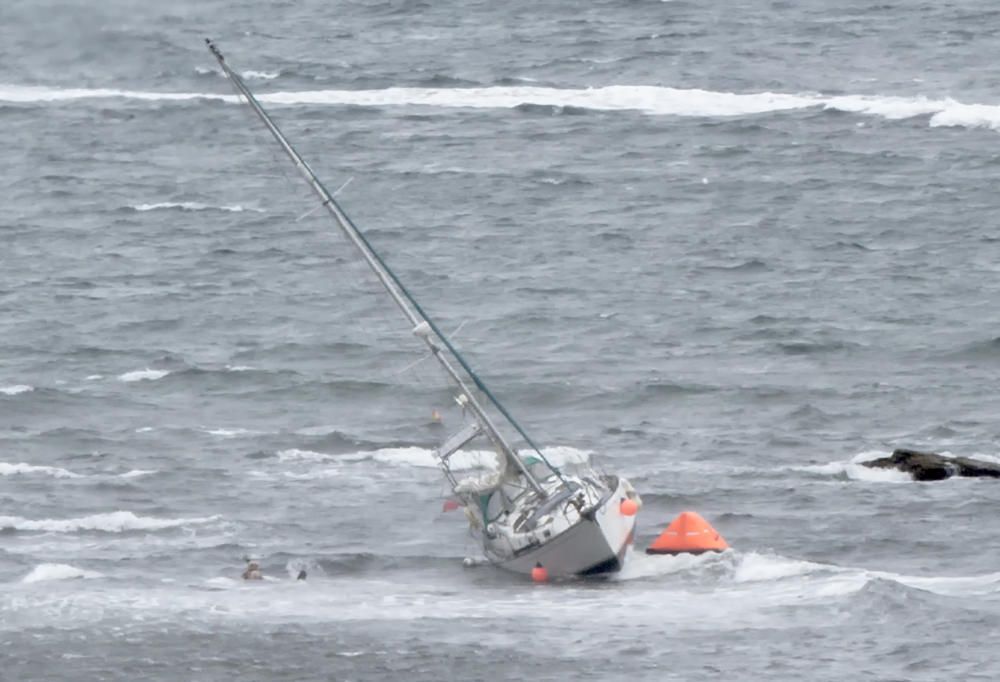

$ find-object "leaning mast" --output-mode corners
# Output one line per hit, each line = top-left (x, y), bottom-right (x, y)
(205, 40), (555, 495)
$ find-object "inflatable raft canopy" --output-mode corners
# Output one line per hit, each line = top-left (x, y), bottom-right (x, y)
(646, 511), (729, 555)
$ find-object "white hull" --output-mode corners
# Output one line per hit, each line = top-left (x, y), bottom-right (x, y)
(494, 477), (636, 577)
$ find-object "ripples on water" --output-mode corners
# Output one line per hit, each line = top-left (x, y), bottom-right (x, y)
(3, 1), (1000, 680)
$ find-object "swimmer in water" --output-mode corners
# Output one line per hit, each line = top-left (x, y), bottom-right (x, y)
(242, 559), (262, 580)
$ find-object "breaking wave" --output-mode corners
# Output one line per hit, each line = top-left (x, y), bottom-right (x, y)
(194, 66), (281, 81)
(205, 428), (262, 438)
(365, 445), (587, 470)
(21, 563), (103, 584)
(268, 444), (590, 471)
(620, 550), (1000, 598)
(0, 462), (81, 478)
(791, 450), (914, 483)
(0, 384), (33, 395)
(117, 368), (171, 382)
(0, 511), (219, 533)
(118, 469), (158, 479)
(4, 82), (1000, 130)
(277, 449), (336, 463)
(129, 202), (262, 213)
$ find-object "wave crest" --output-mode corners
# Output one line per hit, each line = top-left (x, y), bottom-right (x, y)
(3, 83), (1000, 130)
(117, 368), (170, 382)
(21, 563), (103, 584)
(0, 511), (219, 533)
(0, 462), (81, 478)
(129, 202), (262, 213)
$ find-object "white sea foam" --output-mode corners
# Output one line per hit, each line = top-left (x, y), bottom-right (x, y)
(731, 552), (829, 583)
(194, 66), (279, 81)
(117, 368), (170, 382)
(794, 450), (913, 483)
(0, 511), (218, 533)
(4, 82), (1000, 130)
(882, 569), (1000, 597)
(618, 549), (831, 584)
(205, 427), (260, 438)
(256, 85), (821, 117)
(118, 469), (158, 479)
(131, 201), (261, 213)
(277, 448), (336, 462)
(225, 364), (254, 372)
(84, 374), (103, 381)
(615, 548), (723, 580)
(0, 558), (867, 630)
(0, 384), (33, 395)
(0, 462), (81, 478)
(368, 445), (590, 470)
(21, 563), (103, 584)
(204, 576), (239, 588)
(242, 70), (280, 81)
(280, 469), (343, 480)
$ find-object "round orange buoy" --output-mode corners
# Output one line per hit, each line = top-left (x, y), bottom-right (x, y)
(620, 497), (639, 516)
(645, 511), (729, 555)
(531, 562), (548, 582)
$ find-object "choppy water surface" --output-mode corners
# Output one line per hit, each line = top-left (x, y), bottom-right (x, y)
(3, 1), (1000, 680)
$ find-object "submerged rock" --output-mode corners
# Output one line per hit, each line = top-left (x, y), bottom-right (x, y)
(862, 448), (1000, 481)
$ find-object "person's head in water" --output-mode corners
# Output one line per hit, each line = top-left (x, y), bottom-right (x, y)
(296, 569), (307, 581)
(242, 559), (262, 580)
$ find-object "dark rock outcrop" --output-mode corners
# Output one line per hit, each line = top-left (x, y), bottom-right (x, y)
(862, 448), (1000, 481)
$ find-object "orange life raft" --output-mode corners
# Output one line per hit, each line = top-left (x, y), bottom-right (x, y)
(646, 511), (729, 555)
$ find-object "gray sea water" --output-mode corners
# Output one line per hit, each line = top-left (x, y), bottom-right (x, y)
(3, 1), (1000, 679)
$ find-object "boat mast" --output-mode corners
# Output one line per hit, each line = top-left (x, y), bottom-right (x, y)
(205, 40), (554, 496)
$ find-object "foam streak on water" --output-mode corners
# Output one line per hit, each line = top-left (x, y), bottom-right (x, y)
(4, 83), (1000, 130)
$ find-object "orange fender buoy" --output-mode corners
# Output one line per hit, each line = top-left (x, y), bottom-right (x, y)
(620, 497), (639, 516)
(646, 511), (729, 555)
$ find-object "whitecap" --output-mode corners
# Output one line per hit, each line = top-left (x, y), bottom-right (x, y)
(225, 364), (254, 372)
(0, 462), (81, 478)
(368, 445), (591, 470)
(277, 449), (335, 462)
(615, 548), (723, 581)
(118, 469), (158, 479)
(731, 552), (830, 583)
(5, 83), (1000, 132)
(242, 70), (280, 81)
(131, 201), (262, 213)
(879, 569), (1000, 597)
(0, 510), (219, 533)
(0, 384), (33, 395)
(281, 469), (341, 480)
(204, 576), (238, 588)
(84, 374), (103, 381)
(205, 427), (259, 438)
(193, 66), (278, 81)
(117, 368), (170, 382)
(793, 450), (913, 483)
(21, 563), (103, 584)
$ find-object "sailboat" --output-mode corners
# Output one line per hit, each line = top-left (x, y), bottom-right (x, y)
(206, 40), (641, 577)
